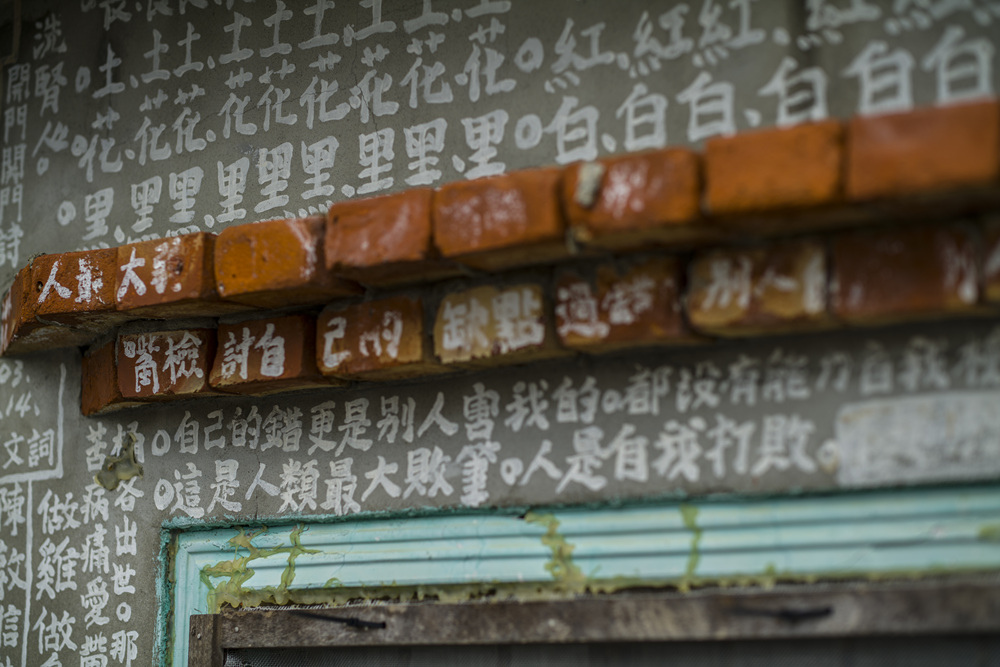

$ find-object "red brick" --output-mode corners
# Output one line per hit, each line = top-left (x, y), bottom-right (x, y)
(984, 219), (1000, 304)
(116, 328), (217, 400)
(215, 216), (360, 309)
(846, 100), (1000, 201)
(706, 120), (844, 215)
(2, 266), (95, 356)
(210, 314), (334, 395)
(326, 189), (459, 286)
(563, 149), (704, 250)
(433, 167), (568, 271)
(82, 338), (141, 416)
(433, 283), (565, 366)
(317, 295), (443, 380)
(555, 257), (691, 352)
(116, 232), (247, 318)
(831, 225), (980, 324)
(30, 249), (128, 333)
(688, 240), (830, 335)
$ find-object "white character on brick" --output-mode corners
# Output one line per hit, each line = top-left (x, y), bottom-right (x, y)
(150, 238), (184, 295)
(116, 248), (146, 300)
(161, 332), (203, 386)
(221, 327), (254, 380)
(321, 315), (350, 369)
(122, 334), (160, 394)
(493, 287), (544, 353)
(556, 281), (609, 340)
(74, 256), (104, 305)
(701, 256), (751, 311)
(603, 274), (656, 325)
(359, 310), (403, 359)
(36, 260), (71, 304)
(441, 298), (490, 353)
(255, 323), (286, 377)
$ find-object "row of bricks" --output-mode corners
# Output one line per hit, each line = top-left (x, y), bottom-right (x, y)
(6, 99), (1000, 357)
(83, 220), (1000, 415)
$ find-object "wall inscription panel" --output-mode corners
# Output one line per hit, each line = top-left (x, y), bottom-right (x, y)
(1, 0), (998, 283)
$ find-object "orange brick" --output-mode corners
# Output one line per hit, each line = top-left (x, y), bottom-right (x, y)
(846, 100), (1000, 201)
(563, 149), (703, 249)
(555, 257), (691, 352)
(116, 328), (217, 400)
(317, 295), (442, 380)
(2, 266), (96, 356)
(215, 215), (360, 309)
(116, 232), (246, 318)
(326, 189), (459, 286)
(984, 219), (1000, 303)
(210, 314), (334, 395)
(433, 167), (568, 271)
(82, 338), (140, 416)
(831, 225), (980, 324)
(30, 249), (128, 333)
(706, 120), (844, 215)
(433, 283), (565, 366)
(688, 240), (830, 335)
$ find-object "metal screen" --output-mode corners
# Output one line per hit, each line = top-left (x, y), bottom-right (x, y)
(223, 636), (1000, 667)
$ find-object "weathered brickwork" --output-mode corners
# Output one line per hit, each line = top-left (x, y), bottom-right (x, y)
(0, 101), (992, 411)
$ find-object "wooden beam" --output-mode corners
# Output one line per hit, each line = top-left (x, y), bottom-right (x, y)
(186, 577), (1000, 662)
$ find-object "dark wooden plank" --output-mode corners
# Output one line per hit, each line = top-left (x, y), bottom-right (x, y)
(191, 577), (1000, 653)
(188, 613), (223, 667)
